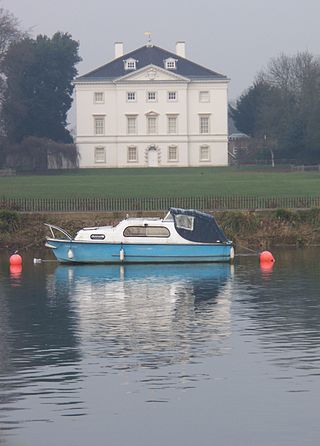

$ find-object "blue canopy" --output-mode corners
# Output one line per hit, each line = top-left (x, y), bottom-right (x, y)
(169, 208), (228, 244)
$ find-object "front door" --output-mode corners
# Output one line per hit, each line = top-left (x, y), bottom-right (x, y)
(148, 146), (158, 167)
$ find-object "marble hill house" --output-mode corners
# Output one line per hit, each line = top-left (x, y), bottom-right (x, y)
(74, 41), (229, 168)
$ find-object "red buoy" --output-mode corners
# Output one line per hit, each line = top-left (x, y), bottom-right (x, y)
(260, 250), (275, 263)
(10, 253), (22, 266)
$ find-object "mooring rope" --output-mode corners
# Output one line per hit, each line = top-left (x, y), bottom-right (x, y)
(235, 243), (260, 255)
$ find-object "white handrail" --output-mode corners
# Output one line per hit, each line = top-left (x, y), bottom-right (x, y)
(44, 223), (73, 240)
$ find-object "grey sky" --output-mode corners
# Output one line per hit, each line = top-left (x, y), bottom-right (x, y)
(2, 0), (320, 100)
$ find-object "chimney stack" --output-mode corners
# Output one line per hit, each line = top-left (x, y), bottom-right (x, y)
(176, 41), (186, 58)
(114, 42), (124, 59)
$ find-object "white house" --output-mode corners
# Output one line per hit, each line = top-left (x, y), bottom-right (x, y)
(74, 41), (229, 168)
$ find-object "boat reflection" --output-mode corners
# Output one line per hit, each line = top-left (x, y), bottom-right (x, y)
(54, 263), (233, 369)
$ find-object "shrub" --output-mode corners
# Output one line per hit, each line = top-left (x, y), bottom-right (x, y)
(0, 210), (20, 232)
(219, 211), (259, 236)
(298, 208), (320, 225)
(274, 208), (295, 222)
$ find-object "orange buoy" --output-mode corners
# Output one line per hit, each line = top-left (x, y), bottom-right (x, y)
(10, 253), (22, 266)
(259, 250), (275, 263)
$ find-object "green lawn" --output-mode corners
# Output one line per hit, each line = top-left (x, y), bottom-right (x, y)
(0, 167), (319, 198)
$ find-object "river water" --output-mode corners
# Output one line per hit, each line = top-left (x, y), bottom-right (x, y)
(0, 248), (319, 446)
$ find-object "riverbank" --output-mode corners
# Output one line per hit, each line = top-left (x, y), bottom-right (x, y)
(1, 209), (320, 251)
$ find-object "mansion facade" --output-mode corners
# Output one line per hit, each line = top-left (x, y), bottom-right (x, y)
(74, 41), (229, 168)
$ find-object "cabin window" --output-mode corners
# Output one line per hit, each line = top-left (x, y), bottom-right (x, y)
(123, 226), (170, 237)
(90, 234), (105, 240)
(146, 227), (170, 237)
(175, 214), (194, 231)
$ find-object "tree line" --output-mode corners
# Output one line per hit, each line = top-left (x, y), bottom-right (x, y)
(0, 6), (80, 170)
(230, 52), (320, 165)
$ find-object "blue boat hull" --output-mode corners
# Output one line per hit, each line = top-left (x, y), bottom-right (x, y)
(46, 240), (233, 264)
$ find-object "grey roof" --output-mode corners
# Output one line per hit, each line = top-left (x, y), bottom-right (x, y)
(76, 45), (227, 82)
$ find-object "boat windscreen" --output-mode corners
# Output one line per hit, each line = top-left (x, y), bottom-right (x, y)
(169, 208), (228, 243)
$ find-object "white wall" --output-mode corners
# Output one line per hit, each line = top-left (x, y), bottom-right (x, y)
(75, 71), (229, 168)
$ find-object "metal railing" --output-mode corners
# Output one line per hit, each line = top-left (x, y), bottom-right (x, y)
(1, 196), (320, 212)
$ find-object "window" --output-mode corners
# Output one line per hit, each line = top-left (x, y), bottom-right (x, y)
(127, 115), (137, 134)
(90, 234), (105, 240)
(167, 115), (177, 134)
(94, 116), (105, 135)
(168, 91), (177, 102)
(165, 58), (177, 70)
(147, 91), (157, 102)
(94, 92), (104, 103)
(200, 145), (210, 161)
(199, 115), (210, 134)
(199, 91), (210, 103)
(127, 146), (138, 162)
(124, 58), (137, 70)
(147, 116), (157, 134)
(94, 147), (106, 163)
(124, 226), (170, 237)
(175, 215), (194, 231)
(127, 91), (136, 102)
(168, 145), (178, 162)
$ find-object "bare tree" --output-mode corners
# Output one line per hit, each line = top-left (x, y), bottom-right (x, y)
(0, 6), (25, 137)
(235, 51), (320, 163)
(0, 7), (22, 64)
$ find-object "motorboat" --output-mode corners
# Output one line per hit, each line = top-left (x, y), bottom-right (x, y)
(45, 207), (234, 264)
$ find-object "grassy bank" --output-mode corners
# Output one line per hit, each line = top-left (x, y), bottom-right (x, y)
(1, 209), (320, 251)
(1, 167), (320, 198)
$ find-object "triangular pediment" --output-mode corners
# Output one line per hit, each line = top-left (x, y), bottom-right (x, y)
(114, 64), (190, 83)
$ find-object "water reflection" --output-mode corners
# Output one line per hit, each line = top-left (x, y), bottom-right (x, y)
(9, 264), (23, 283)
(0, 259), (232, 430)
(1, 249), (320, 444)
(235, 248), (320, 377)
(55, 263), (233, 368)
(0, 259), (84, 427)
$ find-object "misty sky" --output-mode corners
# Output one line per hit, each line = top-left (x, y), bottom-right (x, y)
(2, 0), (320, 100)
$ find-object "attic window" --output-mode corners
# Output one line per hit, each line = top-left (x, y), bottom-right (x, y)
(124, 58), (137, 70)
(165, 58), (177, 70)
